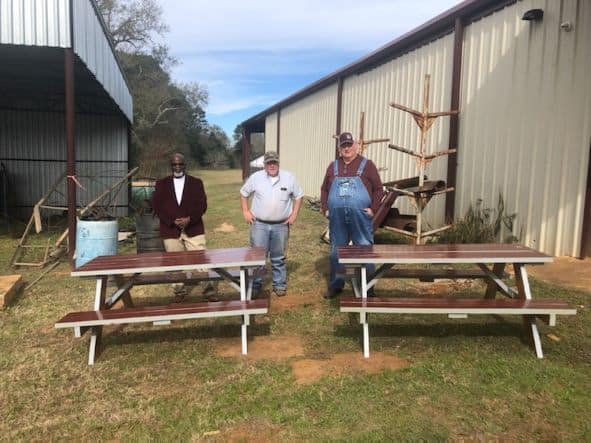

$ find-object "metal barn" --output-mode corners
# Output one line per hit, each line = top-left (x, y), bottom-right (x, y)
(0, 0), (133, 259)
(241, 0), (591, 258)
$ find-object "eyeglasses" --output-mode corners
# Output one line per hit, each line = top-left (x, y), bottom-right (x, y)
(171, 162), (185, 166)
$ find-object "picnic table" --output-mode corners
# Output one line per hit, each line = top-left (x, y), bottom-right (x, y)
(56, 247), (268, 365)
(338, 243), (576, 359)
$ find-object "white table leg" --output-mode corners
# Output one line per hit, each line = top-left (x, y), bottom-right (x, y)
(361, 266), (368, 298)
(240, 268), (246, 301)
(88, 277), (107, 365)
(514, 263), (543, 358)
(360, 266), (370, 357)
(363, 322), (370, 358)
(241, 314), (250, 355)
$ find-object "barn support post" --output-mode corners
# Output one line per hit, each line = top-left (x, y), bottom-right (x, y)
(64, 48), (76, 266)
(241, 128), (252, 181)
(581, 141), (591, 258)
(335, 77), (344, 158)
(445, 16), (464, 222)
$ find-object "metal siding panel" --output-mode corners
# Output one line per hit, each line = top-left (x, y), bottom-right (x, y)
(457, 0), (591, 256)
(71, 0), (133, 121)
(265, 113), (278, 151)
(0, 110), (129, 217)
(0, 0), (70, 46)
(279, 83), (338, 197)
(341, 34), (455, 226)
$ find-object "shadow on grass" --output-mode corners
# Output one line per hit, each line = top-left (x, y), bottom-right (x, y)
(333, 320), (532, 345)
(103, 322), (271, 346)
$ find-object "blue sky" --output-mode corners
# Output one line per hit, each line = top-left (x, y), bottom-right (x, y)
(158, 0), (463, 140)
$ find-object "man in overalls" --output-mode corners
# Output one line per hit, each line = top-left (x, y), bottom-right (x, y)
(320, 132), (383, 298)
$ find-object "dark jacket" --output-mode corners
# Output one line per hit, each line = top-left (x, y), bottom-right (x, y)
(151, 175), (207, 239)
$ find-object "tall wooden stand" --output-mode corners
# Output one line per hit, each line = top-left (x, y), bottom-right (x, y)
(388, 75), (458, 244)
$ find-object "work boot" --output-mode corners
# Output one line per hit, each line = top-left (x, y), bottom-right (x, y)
(323, 287), (342, 299)
(173, 287), (188, 303)
(203, 282), (218, 302)
(273, 288), (287, 297)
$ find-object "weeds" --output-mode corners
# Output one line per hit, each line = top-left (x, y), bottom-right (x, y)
(436, 193), (520, 244)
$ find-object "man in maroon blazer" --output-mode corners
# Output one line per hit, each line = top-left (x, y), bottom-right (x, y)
(151, 153), (216, 301)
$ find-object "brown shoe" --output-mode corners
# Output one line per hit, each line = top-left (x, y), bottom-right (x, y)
(203, 283), (218, 302)
(173, 289), (187, 303)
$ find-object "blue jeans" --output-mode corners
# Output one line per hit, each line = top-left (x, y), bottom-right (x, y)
(250, 221), (289, 290)
(329, 206), (374, 290)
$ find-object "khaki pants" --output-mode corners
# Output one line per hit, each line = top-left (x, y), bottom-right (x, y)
(163, 232), (206, 252)
(163, 233), (216, 297)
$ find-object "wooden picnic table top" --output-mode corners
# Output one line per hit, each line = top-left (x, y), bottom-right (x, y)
(337, 243), (552, 265)
(71, 247), (267, 277)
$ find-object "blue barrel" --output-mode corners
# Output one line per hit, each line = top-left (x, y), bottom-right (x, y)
(75, 219), (118, 268)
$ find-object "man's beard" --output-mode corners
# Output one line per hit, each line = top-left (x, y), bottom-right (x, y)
(173, 171), (185, 178)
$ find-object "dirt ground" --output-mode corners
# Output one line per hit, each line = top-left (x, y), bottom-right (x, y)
(527, 256), (591, 293)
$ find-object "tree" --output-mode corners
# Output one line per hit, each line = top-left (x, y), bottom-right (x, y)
(118, 50), (209, 175)
(96, 0), (231, 172)
(96, 0), (168, 52)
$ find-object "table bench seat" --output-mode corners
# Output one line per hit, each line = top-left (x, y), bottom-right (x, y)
(340, 297), (575, 314)
(340, 297), (576, 321)
(340, 296), (576, 358)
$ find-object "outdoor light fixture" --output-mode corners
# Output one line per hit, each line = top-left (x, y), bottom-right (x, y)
(522, 8), (544, 21)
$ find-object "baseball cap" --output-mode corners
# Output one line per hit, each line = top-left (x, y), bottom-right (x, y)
(338, 132), (355, 147)
(263, 151), (279, 163)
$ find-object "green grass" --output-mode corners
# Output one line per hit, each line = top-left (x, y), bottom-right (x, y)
(0, 169), (589, 440)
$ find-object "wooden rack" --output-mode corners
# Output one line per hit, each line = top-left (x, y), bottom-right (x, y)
(388, 74), (458, 244)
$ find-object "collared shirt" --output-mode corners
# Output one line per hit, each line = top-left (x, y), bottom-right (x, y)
(173, 175), (185, 206)
(240, 169), (304, 221)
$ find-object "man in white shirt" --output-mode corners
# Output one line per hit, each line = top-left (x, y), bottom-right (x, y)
(240, 151), (304, 297)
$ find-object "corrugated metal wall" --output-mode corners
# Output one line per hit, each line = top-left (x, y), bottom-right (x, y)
(279, 83), (339, 197)
(341, 33), (455, 223)
(72, 0), (133, 121)
(0, 109), (129, 218)
(457, 0), (591, 256)
(265, 112), (278, 152)
(0, 0), (70, 47)
(0, 0), (132, 121)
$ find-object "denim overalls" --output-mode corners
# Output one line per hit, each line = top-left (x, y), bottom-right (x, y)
(327, 157), (374, 290)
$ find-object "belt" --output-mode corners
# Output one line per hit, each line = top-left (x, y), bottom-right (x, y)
(256, 219), (286, 224)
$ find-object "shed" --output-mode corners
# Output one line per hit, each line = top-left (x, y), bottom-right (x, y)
(249, 155), (264, 168)
(0, 0), (133, 261)
(241, 0), (591, 258)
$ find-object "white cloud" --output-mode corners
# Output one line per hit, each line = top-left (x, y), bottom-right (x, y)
(156, 0), (463, 134)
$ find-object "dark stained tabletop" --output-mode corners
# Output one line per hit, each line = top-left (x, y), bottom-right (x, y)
(337, 243), (553, 265)
(72, 247), (267, 277)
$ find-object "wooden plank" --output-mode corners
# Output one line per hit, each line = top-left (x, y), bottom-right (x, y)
(339, 297), (576, 316)
(337, 243), (552, 265)
(0, 275), (24, 309)
(56, 299), (269, 328)
(71, 247), (267, 277)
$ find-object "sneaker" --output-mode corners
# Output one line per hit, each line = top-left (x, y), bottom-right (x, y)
(323, 287), (343, 299)
(273, 288), (287, 297)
